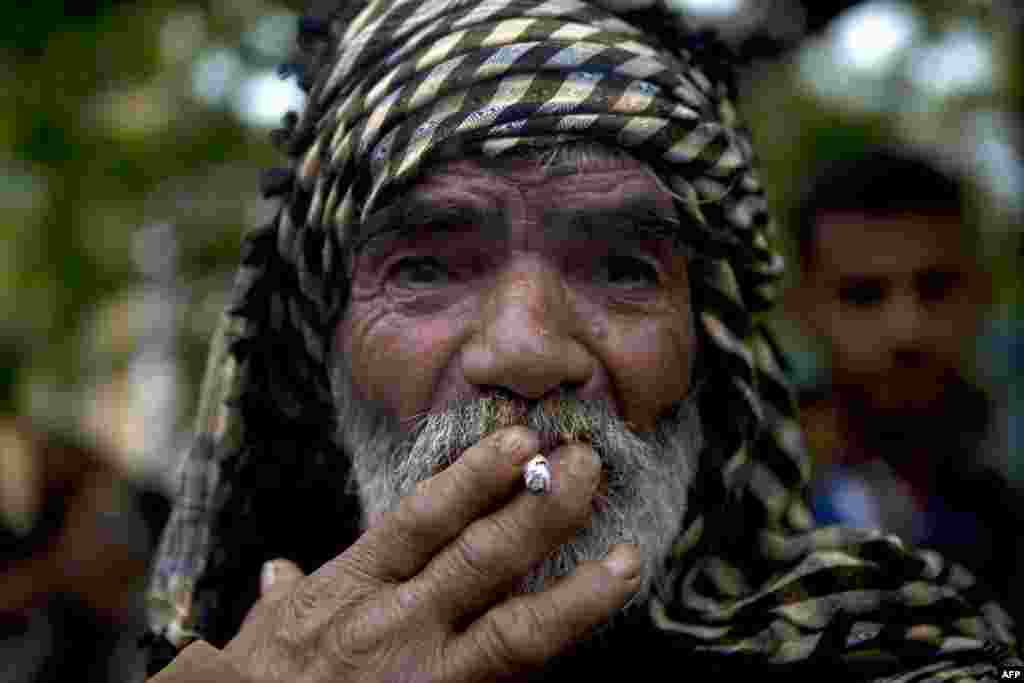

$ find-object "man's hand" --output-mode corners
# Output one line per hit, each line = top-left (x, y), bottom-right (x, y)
(221, 427), (641, 682)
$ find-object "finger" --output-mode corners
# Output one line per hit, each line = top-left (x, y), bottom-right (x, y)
(236, 558), (307, 633)
(332, 426), (541, 583)
(410, 442), (601, 624)
(260, 559), (306, 602)
(444, 544), (642, 681)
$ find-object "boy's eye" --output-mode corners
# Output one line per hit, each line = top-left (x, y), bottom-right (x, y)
(838, 278), (886, 308)
(388, 257), (452, 288)
(916, 268), (962, 305)
(599, 253), (661, 288)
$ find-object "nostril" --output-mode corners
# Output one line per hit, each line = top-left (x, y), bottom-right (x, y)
(477, 382), (585, 403)
(478, 386), (519, 402)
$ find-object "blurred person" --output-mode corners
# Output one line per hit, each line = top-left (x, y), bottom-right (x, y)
(144, 2), (1019, 681)
(1, 350), (170, 682)
(788, 148), (1024, 623)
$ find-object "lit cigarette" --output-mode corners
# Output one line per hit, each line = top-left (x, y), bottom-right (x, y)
(523, 454), (551, 495)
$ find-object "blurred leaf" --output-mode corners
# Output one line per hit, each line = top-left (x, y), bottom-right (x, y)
(0, 0), (133, 56)
(17, 117), (75, 166)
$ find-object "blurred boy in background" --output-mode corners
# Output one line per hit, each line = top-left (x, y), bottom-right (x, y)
(788, 147), (1024, 622)
(1, 345), (168, 683)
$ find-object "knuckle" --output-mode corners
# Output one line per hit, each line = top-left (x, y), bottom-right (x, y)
(508, 601), (549, 648)
(398, 479), (435, 520)
(389, 493), (438, 547)
(394, 580), (428, 615)
(477, 613), (523, 672)
(325, 596), (389, 661)
(478, 603), (548, 672)
(444, 454), (480, 497)
(272, 584), (320, 650)
(411, 476), (434, 500)
(287, 579), (320, 621)
(450, 520), (502, 581)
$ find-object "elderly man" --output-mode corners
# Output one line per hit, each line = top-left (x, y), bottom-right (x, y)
(144, 0), (1019, 680)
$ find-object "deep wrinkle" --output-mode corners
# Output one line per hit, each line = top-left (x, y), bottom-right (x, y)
(337, 155), (695, 434)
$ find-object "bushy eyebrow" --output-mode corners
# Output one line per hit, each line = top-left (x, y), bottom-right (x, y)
(352, 198), (504, 260)
(352, 197), (689, 260)
(543, 200), (688, 255)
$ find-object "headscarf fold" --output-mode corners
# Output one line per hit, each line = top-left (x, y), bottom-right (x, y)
(147, 0), (1019, 678)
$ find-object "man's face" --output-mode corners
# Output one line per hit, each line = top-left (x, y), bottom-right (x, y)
(330, 151), (701, 599)
(803, 210), (985, 416)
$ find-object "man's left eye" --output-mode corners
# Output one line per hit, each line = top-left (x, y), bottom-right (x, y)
(598, 253), (660, 288)
(387, 256), (453, 288)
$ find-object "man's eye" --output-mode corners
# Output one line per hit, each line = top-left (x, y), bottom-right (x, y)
(838, 278), (886, 308)
(388, 257), (452, 288)
(599, 253), (660, 288)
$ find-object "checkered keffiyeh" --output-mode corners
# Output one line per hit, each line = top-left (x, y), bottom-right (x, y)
(146, 0), (1020, 678)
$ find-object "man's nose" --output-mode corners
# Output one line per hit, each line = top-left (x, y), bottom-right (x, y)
(460, 259), (595, 399)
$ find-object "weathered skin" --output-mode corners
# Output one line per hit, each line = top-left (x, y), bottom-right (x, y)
(213, 155), (693, 682)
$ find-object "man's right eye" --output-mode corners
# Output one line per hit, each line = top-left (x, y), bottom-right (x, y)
(387, 256), (452, 288)
(838, 278), (886, 309)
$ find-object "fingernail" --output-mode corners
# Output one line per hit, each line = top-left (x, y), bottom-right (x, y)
(260, 561), (277, 594)
(502, 427), (539, 460)
(603, 545), (641, 581)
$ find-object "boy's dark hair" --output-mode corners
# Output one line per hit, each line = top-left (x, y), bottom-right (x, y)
(794, 149), (965, 270)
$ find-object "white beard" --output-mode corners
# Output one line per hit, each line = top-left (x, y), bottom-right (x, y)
(330, 362), (702, 607)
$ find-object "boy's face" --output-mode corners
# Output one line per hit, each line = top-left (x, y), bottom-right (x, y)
(802, 209), (986, 416)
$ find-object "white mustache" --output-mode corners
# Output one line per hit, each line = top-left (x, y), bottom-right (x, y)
(331, 371), (702, 608)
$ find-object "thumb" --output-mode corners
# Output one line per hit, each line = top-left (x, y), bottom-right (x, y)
(260, 559), (305, 602)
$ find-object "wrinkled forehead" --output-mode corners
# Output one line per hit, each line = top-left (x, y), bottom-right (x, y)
(353, 147), (690, 260)
(407, 150), (674, 208)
